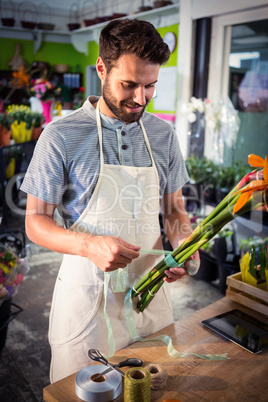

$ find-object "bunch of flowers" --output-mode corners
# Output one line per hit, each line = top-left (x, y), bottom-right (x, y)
(181, 96), (205, 124)
(31, 79), (61, 101)
(10, 65), (30, 89)
(0, 243), (29, 305)
(181, 96), (240, 164)
(0, 66), (31, 104)
(132, 154), (268, 312)
(181, 96), (239, 132)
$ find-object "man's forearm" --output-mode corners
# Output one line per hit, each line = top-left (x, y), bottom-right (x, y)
(162, 210), (192, 250)
(25, 205), (140, 271)
(25, 212), (89, 257)
(161, 189), (192, 250)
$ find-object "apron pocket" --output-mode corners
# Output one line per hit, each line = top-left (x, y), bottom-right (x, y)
(49, 278), (103, 345)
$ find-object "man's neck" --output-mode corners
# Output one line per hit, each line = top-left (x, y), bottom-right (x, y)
(94, 96), (117, 120)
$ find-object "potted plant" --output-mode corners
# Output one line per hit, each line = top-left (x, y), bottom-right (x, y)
(31, 111), (44, 140)
(7, 105), (34, 143)
(0, 113), (13, 146)
(215, 161), (250, 203)
(184, 156), (218, 204)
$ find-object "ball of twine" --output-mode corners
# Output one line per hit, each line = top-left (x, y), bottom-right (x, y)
(144, 364), (168, 390)
(124, 367), (151, 402)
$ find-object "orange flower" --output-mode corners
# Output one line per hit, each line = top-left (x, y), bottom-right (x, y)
(233, 154), (268, 214)
(11, 65), (30, 88)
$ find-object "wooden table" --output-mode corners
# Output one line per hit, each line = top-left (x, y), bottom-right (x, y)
(43, 297), (268, 401)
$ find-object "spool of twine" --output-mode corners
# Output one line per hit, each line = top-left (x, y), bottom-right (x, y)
(144, 364), (168, 390)
(124, 367), (151, 402)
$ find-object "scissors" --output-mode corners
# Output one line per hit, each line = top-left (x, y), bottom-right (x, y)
(88, 349), (143, 378)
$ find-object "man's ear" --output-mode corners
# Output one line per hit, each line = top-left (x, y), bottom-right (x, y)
(96, 57), (106, 81)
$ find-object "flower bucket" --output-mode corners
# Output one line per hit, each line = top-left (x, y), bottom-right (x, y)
(0, 124), (11, 147)
(11, 121), (33, 143)
(31, 126), (43, 141)
(41, 100), (53, 125)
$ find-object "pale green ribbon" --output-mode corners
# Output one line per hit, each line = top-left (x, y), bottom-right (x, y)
(123, 288), (228, 360)
(140, 248), (170, 256)
(103, 272), (115, 358)
(111, 268), (128, 292)
(103, 250), (228, 361)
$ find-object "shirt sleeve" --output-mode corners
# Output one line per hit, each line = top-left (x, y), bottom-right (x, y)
(20, 124), (67, 205)
(165, 128), (189, 194)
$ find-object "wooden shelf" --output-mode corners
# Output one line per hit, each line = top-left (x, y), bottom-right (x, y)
(0, 4), (180, 54)
(71, 4), (180, 54)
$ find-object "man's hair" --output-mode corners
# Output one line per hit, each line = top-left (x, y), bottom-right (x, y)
(99, 18), (170, 72)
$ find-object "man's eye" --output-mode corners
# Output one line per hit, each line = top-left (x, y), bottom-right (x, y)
(123, 83), (136, 89)
(145, 84), (155, 89)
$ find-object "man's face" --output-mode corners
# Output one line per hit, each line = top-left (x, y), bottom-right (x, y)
(97, 54), (160, 124)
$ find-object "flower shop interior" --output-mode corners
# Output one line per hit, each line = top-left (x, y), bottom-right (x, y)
(0, 0), (268, 401)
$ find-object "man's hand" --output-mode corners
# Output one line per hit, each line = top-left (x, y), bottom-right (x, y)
(84, 235), (141, 272)
(163, 250), (200, 283)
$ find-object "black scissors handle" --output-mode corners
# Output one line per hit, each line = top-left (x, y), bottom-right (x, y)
(117, 358), (143, 368)
(88, 349), (108, 365)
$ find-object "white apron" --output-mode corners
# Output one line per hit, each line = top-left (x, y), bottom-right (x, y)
(48, 104), (174, 383)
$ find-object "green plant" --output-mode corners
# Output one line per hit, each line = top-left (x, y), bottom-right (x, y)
(185, 156), (218, 186)
(216, 161), (251, 191)
(7, 105), (34, 129)
(2, 145), (26, 162)
(0, 113), (14, 130)
(31, 111), (44, 127)
(240, 236), (268, 252)
(201, 228), (233, 253)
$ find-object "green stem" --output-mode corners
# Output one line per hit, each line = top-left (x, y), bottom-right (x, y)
(137, 279), (165, 312)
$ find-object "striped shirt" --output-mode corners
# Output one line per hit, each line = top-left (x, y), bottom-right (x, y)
(21, 96), (189, 228)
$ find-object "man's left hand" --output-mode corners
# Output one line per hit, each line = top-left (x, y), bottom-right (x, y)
(163, 250), (200, 283)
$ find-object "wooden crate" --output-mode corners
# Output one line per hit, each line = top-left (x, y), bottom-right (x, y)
(226, 272), (268, 316)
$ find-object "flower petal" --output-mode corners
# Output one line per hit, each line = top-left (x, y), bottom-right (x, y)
(233, 191), (252, 214)
(235, 180), (266, 194)
(263, 156), (268, 182)
(248, 154), (265, 168)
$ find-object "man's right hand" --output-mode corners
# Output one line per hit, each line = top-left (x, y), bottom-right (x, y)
(83, 235), (141, 272)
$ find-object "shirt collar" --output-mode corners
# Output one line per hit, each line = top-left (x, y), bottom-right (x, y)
(82, 96), (140, 131)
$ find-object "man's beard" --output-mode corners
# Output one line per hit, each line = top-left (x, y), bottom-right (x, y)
(102, 79), (148, 124)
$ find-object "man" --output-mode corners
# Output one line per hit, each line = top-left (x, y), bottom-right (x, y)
(21, 19), (199, 383)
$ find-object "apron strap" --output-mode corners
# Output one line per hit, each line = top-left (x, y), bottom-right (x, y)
(102, 272), (116, 358)
(96, 101), (104, 167)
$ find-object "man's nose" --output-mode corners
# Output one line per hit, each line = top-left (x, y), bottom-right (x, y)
(133, 87), (146, 106)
